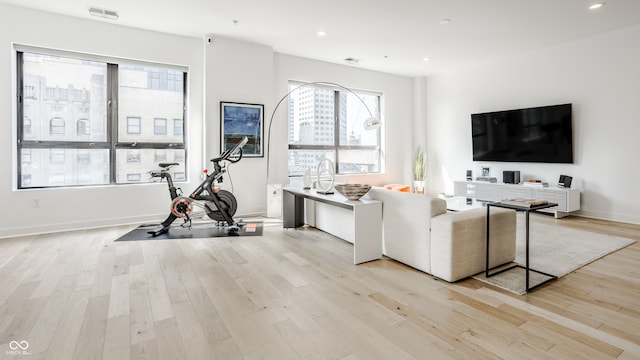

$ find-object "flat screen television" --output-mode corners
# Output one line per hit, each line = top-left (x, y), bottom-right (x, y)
(471, 103), (573, 163)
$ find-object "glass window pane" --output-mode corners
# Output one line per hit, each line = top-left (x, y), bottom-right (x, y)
(22, 53), (107, 142)
(127, 173), (142, 182)
(286, 82), (382, 177)
(77, 118), (90, 136)
(154, 118), (167, 135)
(50, 117), (65, 135)
(288, 149), (336, 177)
(288, 85), (334, 146)
(20, 148), (109, 188)
(116, 149), (185, 183)
(118, 65), (184, 144)
(173, 118), (183, 135)
(339, 92), (380, 146)
(127, 150), (141, 162)
(338, 149), (380, 174)
(127, 117), (141, 134)
(154, 150), (167, 162)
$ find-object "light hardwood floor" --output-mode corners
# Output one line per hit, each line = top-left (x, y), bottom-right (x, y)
(0, 214), (638, 359)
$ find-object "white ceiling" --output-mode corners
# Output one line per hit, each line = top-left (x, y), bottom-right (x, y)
(3, 0), (640, 77)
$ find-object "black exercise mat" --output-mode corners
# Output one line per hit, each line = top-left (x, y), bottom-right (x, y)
(114, 221), (263, 241)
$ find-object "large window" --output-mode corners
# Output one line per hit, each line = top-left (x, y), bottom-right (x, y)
(287, 82), (382, 176)
(16, 46), (187, 189)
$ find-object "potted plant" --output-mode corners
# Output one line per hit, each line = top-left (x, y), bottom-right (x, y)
(413, 146), (426, 194)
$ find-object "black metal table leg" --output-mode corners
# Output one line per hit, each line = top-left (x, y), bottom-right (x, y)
(485, 202), (558, 293)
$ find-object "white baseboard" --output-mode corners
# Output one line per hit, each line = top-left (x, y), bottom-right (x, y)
(0, 213), (164, 239)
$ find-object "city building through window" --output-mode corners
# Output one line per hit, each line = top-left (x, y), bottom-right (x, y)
(16, 46), (187, 189)
(287, 81), (382, 177)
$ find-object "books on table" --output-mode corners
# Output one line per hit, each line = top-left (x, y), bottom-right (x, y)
(522, 181), (549, 187)
(499, 198), (549, 208)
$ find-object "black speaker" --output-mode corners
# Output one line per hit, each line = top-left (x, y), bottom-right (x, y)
(466, 170), (472, 181)
(558, 175), (573, 188)
(503, 170), (521, 184)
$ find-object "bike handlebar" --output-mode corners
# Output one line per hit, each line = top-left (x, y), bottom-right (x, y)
(212, 136), (248, 163)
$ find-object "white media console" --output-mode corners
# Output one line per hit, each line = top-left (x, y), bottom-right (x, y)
(453, 181), (580, 218)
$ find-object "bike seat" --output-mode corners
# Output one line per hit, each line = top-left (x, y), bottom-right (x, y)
(159, 162), (179, 169)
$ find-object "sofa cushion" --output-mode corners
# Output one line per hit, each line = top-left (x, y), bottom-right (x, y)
(430, 207), (516, 282)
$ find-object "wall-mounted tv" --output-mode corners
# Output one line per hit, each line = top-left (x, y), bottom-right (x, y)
(471, 103), (573, 163)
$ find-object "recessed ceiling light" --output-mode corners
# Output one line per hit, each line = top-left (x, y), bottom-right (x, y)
(317, 30), (326, 37)
(422, 57), (430, 62)
(589, 2), (605, 10)
(439, 19), (451, 25)
(88, 6), (119, 20)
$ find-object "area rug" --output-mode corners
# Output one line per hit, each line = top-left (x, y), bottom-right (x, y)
(473, 217), (635, 294)
(114, 221), (263, 241)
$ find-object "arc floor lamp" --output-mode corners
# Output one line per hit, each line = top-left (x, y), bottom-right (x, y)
(265, 81), (382, 217)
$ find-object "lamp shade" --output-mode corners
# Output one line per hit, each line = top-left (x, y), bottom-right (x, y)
(364, 116), (381, 130)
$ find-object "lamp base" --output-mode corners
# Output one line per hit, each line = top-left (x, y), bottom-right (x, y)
(266, 183), (283, 218)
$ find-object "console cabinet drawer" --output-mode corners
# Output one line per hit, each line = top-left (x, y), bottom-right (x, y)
(533, 189), (567, 211)
(453, 181), (580, 218)
(502, 186), (532, 199)
(475, 183), (503, 201)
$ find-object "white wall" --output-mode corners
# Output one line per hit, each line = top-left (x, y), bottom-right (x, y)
(204, 36), (273, 215)
(0, 4), (204, 237)
(426, 24), (640, 224)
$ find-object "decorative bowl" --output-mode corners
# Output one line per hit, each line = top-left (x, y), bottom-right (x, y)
(334, 184), (372, 201)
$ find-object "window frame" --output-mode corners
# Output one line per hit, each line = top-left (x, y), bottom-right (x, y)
(77, 118), (91, 136)
(15, 45), (188, 189)
(154, 118), (167, 135)
(287, 81), (382, 176)
(127, 117), (141, 134)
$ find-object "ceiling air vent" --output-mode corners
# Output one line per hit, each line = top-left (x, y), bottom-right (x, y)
(344, 57), (361, 65)
(88, 6), (119, 20)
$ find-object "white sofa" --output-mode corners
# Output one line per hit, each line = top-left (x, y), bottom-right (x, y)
(366, 187), (516, 282)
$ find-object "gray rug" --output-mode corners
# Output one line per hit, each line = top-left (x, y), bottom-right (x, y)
(473, 217), (636, 294)
(114, 221), (263, 241)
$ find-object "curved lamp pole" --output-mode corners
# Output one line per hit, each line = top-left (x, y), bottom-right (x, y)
(266, 81), (381, 183)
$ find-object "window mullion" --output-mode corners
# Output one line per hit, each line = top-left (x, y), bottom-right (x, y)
(108, 63), (118, 184)
(116, 142), (185, 149)
(20, 141), (110, 149)
(16, 52), (24, 188)
(333, 90), (340, 174)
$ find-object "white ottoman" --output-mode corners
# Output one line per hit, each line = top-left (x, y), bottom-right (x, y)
(430, 207), (516, 282)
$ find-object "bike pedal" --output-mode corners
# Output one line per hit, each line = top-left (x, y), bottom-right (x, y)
(148, 228), (168, 237)
(227, 226), (240, 235)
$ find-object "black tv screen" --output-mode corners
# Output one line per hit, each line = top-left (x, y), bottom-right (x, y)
(471, 103), (573, 163)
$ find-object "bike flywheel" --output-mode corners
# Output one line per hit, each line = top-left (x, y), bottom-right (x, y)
(205, 190), (238, 221)
(170, 196), (193, 217)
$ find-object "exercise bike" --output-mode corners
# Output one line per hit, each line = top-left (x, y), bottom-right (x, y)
(147, 136), (248, 237)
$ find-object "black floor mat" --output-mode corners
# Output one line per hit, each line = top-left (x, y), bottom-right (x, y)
(114, 221), (263, 241)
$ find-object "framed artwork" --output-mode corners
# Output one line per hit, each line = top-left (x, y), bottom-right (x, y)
(220, 102), (264, 157)
(482, 166), (491, 177)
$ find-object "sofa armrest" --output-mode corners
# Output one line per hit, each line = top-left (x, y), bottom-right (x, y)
(366, 187), (447, 273)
